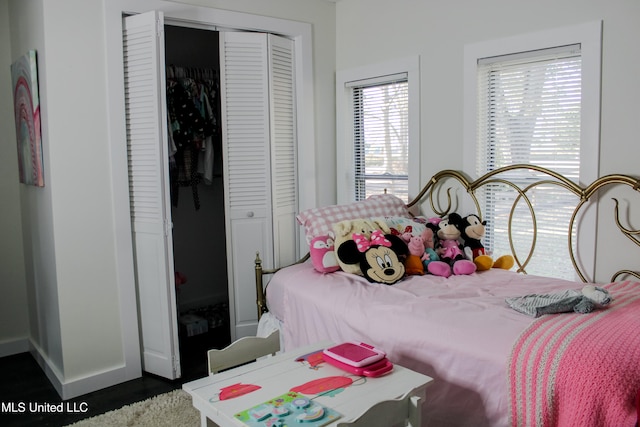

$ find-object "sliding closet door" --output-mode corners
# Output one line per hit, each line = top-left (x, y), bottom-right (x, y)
(220, 32), (297, 340)
(122, 11), (181, 379)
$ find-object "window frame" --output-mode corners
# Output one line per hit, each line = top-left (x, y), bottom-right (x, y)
(463, 21), (602, 280)
(336, 56), (420, 205)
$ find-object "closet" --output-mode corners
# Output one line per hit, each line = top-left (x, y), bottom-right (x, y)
(122, 11), (298, 380)
(163, 25), (230, 377)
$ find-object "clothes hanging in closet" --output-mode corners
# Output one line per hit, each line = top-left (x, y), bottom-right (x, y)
(166, 65), (220, 210)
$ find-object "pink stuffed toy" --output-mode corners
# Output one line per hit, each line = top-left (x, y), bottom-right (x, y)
(404, 234), (426, 275)
(310, 232), (340, 273)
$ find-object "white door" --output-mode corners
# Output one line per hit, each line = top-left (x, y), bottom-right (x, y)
(268, 34), (298, 268)
(123, 11), (181, 379)
(220, 32), (298, 340)
(220, 31), (274, 341)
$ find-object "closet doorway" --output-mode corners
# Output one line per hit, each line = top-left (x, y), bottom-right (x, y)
(123, 10), (298, 381)
(164, 25), (231, 380)
(112, 2), (313, 383)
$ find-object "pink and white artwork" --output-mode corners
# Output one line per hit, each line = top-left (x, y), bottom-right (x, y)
(11, 49), (44, 187)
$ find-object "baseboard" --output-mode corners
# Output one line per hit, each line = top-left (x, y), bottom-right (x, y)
(0, 337), (29, 358)
(29, 340), (141, 400)
(29, 341), (65, 398)
(59, 363), (137, 400)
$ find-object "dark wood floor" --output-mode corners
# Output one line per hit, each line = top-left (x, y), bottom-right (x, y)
(0, 327), (230, 427)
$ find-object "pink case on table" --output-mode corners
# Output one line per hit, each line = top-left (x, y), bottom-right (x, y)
(322, 342), (393, 377)
(322, 342), (386, 367)
(322, 353), (394, 377)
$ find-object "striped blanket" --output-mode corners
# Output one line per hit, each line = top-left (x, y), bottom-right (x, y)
(508, 280), (640, 427)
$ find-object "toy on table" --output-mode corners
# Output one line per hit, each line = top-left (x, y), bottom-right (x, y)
(290, 376), (354, 397)
(322, 342), (394, 377)
(219, 383), (262, 400)
(322, 342), (385, 367)
(296, 350), (325, 368)
(234, 391), (341, 427)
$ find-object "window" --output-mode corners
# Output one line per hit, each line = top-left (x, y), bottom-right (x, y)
(477, 45), (582, 175)
(352, 76), (409, 201)
(337, 57), (420, 204)
(464, 22), (602, 280)
(478, 46), (582, 280)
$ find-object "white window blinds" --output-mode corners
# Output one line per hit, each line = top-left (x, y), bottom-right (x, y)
(351, 74), (409, 201)
(476, 45), (582, 280)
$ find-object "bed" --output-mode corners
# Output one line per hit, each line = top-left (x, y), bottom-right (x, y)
(254, 164), (640, 427)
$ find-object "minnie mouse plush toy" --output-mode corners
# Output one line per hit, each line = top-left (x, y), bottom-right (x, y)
(425, 214), (476, 278)
(337, 231), (409, 285)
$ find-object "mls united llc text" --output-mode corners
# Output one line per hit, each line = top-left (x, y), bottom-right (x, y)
(2, 401), (89, 414)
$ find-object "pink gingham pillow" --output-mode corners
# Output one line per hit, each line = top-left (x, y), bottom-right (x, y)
(297, 194), (410, 245)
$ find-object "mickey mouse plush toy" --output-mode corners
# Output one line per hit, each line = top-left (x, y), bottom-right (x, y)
(460, 214), (514, 271)
(337, 230), (409, 285)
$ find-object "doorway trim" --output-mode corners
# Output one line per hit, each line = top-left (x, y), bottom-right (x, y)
(103, 0), (316, 380)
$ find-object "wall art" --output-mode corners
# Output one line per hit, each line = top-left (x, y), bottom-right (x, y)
(11, 49), (44, 187)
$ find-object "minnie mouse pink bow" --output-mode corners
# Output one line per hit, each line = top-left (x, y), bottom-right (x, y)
(353, 230), (391, 252)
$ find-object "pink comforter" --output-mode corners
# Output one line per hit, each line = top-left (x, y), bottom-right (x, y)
(509, 280), (640, 427)
(265, 261), (639, 427)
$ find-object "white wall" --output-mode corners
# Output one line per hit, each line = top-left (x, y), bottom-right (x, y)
(0, 0), (29, 357)
(42, 0), (126, 384)
(335, 0), (640, 282)
(6, 0), (66, 375)
(3, 0), (126, 397)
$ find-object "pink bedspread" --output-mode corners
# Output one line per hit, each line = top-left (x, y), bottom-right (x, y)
(264, 261), (637, 426)
(509, 280), (640, 427)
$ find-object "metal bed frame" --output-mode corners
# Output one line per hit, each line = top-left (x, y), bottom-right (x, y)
(255, 164), (640, 317)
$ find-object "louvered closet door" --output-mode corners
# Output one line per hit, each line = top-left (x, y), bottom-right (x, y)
(220, 32), (272, 340)
(220, 32), (297, 340)
(268, 34), (298, 267)
(123, 11), (181, 379)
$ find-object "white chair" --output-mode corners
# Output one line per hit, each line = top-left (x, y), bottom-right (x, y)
(336, 394), (422, 427)
(202, 331), (281, 427)
(207, 329), (280, 374)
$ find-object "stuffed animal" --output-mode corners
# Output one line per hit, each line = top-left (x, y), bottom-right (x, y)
(460, 214), (514, 271)
(337, 231), (409, 285)
(309, 231), (340, 273)
(420, 227), (440, 270)
(333, 218), (391, 275)
(402, 228), (441, 275)
(403, 233), (426, 275)
(425, 213), (476, 277)
(384, 216), (427, 238)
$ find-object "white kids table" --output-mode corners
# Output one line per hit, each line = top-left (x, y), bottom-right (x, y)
(182, 341), (433, 427)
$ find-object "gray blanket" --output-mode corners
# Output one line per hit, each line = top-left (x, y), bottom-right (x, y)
(506, 289), (595, 317)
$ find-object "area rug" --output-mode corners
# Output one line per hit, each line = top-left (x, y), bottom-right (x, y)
(66, 389), (199, 427)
